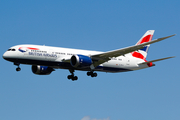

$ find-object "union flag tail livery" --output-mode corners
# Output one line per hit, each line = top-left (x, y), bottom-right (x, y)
(132, 30), (154, 60)
(3, 30), (175, 81)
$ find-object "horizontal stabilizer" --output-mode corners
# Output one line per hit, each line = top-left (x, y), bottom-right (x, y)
(139, 56), (175, 65)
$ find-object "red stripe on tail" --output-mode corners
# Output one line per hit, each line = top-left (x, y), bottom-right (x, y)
(132, 52), (145, 60)
(137, 35), (153, 45)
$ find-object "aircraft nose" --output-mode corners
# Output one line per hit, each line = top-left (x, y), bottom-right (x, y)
(2, 52), (10, 60)
(3, 52), (7, 59)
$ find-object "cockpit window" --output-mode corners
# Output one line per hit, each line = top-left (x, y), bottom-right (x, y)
(7, 48), (16, 51)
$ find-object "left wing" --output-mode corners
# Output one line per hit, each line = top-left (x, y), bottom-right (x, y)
(91, 34), (175, 67)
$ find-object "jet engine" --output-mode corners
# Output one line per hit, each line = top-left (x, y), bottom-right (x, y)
(70, 55), (92, 68)
(32, 65), (54, 75)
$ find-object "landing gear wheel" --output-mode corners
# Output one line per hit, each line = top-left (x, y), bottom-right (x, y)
(72, 76), (78, 81)
(87, 71), (97, 77)
(67, 69), (78, 81)
(16, 67), (21, 71)
(67, 75), (73, 80)
(93, 73), (97, 77)
(87, 72), (92, 76)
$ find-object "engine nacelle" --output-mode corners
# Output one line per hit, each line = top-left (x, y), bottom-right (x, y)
(70, 55), (92, 68)
(32, 65), (54, 75)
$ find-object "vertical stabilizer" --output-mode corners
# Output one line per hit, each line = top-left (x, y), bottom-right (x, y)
(132, 30), (155, 60)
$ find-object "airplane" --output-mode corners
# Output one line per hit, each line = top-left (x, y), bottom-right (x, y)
(3, 30), (175, 81)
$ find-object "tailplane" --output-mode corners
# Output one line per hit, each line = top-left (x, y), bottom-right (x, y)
(132, 30), (155, 60)
(138, 56), (175, 67)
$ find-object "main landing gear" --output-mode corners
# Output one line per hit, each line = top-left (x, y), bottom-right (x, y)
(67, 70), (98, 81)
(14, 63), (21, 72)
(87, 71), (97, 77)
(67, 69), (78, 81)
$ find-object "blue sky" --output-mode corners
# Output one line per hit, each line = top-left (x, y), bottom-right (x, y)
(0, 0), (179, 120)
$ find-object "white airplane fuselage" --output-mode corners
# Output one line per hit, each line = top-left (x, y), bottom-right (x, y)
(3, 44), (147, 73)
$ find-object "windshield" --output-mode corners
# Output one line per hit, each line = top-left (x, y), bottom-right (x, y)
(7, 48), (16, 51)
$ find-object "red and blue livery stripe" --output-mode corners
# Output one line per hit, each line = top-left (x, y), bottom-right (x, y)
(19, 47), (39, 52)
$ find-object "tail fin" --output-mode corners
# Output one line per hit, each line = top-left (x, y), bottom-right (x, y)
(132, 30), (155, 60)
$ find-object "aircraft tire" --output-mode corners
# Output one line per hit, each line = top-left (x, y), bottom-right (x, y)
(91, 72), (97, 77)
(68, 75), (78, 81)
(93, 73), (97, 77)
(72, 76), (78, 81)
(67, 75), (73, 79)
(87, 72), (91, 76)
(16, 67), (21, 71)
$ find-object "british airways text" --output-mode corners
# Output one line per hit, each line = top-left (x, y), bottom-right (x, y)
(28, 52), (57, 58)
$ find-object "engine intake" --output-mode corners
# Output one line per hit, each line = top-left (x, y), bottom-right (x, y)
(32, 65), (54, 75)
(70, 55), (92, 68)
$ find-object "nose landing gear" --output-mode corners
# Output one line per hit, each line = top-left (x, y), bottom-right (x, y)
(14, 63), (21, 72)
